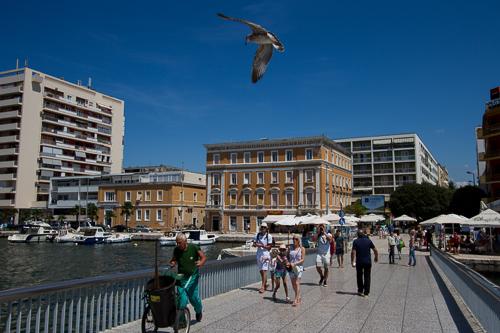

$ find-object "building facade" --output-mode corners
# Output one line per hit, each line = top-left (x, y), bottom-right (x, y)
(204, 136), (352, 233)
(335, 134), (445, 201)
(0, 67), (124, 212)
(97, 171), (206, 230)
(478, 87), (500, 206)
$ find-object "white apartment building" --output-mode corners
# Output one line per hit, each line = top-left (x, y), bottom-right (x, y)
(0, 67), (124, 211)
(335, 133), (445, 200)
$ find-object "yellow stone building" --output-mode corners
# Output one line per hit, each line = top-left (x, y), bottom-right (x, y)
(97, 171), (205, 230)
(204, 136), (352, 233)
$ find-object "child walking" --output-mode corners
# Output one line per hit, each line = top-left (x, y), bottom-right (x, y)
(273, 244), (290, 303)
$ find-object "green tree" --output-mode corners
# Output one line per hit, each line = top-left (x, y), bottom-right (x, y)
(43, 209), (54, 224)
(343, 199), (367, 217)
(86, 203), (98, 224)
(0, 208), (17, 223)
(104, 210), (116, 227)
(449, 186), (486, 218)
(389, 183), (453, 221)
(57, 215), (66, 225)
(73, 205), (82, 226)
(120, 201), (134, 231)
(19, 209), (32, 223)
(31, 209), (43, 221)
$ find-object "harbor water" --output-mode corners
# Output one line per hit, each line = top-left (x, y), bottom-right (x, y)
(0, 238), (240, 291)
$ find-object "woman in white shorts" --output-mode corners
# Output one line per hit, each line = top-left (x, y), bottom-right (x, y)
(288, 236), (305, 306)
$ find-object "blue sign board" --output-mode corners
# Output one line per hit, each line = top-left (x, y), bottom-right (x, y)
(361, 195), (385, 211)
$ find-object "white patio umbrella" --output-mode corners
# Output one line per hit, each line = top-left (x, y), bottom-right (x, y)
(299, 216), (329, 225)
(263, 215), (295, 224)
(462, 209), (500, 251)
(344, 215), (360, 223)
(360, 213), (385, 223)
(275, 215), (299, 244)
(393, 214), (417, 222)
(330, 220), (357, 227)
(324, 213), (341, 222)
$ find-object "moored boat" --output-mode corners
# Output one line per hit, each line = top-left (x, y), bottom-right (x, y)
(7, 222), (56, 243)
(159, 231), (191, 246)
(73, 227), (111, 245)
(106, 233), (132, 243)
(221, 240), (257, 257)
(185, 230), (218, 245)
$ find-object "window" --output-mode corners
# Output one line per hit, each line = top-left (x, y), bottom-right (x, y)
(105, 191), (115, 202)
(305, 170), (314, 182)
(271, 192), (278, 208)
(257, 193), (264, 206)
(213, 173), (220, 185)
(136, 191), (142, 201)
(306, 149), (313, 160)
(244, 173), (250, 185)
(258, 151), (264, 163)
(244, 216), (251, 231)
(286, 171), (293, 183)
(325, 150), (329, 162)
(286, 150), (293, 161)
(244, 152), (251, 163)
(157, 190), (163, 201)
(230, 192), (237, 206)
(271, 151), (278, 162)
(243, 193), (250, 207)
(145, 191), (151, 201)
(257, 216), (264, 227)
(271, 172), (278, 184)
(144, 209), (150, 221)
(257, 172), (264, 184)
(230, 173), (237, 185)
(231, 153), (237, 164)
(193, 192), (197, 202)
(156, 209), (162, 221)
(230, 216), (237, 232)
(136, 209), (142, 221)
(125, 191), (131, 202)
(179, 191), (184, 201)
(286, 192), (293, 207)
(213, 154), (220, 165)
(306, 192), (314, 206)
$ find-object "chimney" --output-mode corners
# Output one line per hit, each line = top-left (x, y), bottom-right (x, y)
(87, 77), (92, 89)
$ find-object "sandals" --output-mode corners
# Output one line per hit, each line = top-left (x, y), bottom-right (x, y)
(259, 287), (265, 294)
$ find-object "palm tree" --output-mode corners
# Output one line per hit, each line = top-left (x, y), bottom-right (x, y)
(73, 205), (81, 226)
(57, 215), (66, 225)
(31, 209), (43, 221)
(86, 203), (98, 224)
(104, 210), (116, 227)
(120, 201), (134, 231)
(0, 208), (17, 224)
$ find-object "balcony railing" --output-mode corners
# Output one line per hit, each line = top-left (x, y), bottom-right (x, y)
(395, 168), (416, 173)
(352, 158), (372, 164)
(394, 155), (415, 161)
(396, 180), (415, 185)
(373, 156), (393, 162)
(373, 168), (393, 174)
(373, 181), (394, 186)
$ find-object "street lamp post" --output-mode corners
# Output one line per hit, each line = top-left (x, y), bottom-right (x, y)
(466, 171), (476, 186)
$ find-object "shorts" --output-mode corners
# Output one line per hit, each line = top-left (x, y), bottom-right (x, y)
(289, 265), (303, 279)
(316, 253), (330, 268)
(274, 269), (287, 278)
(257, 255), (270, 271)
(335, 248), (344, 255)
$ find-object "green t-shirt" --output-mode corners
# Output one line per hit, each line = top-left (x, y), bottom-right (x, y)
(173, 243), (201, 277)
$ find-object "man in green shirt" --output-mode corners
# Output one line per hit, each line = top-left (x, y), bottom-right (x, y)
(170, 233), (206, 322)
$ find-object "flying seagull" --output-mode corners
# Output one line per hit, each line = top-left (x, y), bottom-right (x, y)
(217, 13), (285, 83)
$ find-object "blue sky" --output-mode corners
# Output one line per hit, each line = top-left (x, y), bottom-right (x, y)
(1, 0), (499, 183)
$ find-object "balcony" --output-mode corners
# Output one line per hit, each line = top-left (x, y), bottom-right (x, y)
(352, 145), (371, 152)
(485, 172), (500, 183)
(352, 158), (372, 164)
(0, 74), (24, 85)
(0, 97), (21, 108)
(0, 173), (17, 181)
(0, 110), (21, 120)
(396, 180), (415, 186)
(0, 186), (15, 193)
(395, 168), (416, 173)
(0, 160), (17, 168)
(476, 127), (484, 139)
(0, 86), (23, 95)
(0, 148), (18, 156)
(372, 156), (393, 163)
(482, 124), (500, 137)
(0, 123), (19, 131)
(394, 155), (415, 161)
(0, 135), (19, 144)
(373, 181), (394, 186)
(44, 93), (113, 117)
(0, 199), (14, 206)
(373, 168), (393, 174)
(482, 150), (500, 161)
(56, 185), (99, 193)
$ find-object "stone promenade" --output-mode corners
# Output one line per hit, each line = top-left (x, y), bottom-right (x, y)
(110, 250), (470, 333)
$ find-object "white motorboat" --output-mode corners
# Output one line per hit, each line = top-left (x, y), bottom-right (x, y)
(159, 231), (191, 246)
(106, 233), (132, 243)
(221, 240), (257, 257)
(185, 230), (218, 245)
(73, 227), (111, 245)
(54, 228), (80, 243)
(8, 222), (56, 243)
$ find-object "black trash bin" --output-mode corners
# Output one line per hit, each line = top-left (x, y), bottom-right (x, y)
(145, 276), (176, 327)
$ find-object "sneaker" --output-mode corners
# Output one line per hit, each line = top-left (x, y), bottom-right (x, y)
(357, 292), (363, 296)
(322, 282), (328, 287)
(363, 294), (369, 298)
(319, 277), (324, 286)
(196, 312), (202, 322)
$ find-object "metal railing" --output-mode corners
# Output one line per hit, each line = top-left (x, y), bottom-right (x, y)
(430, 245), (500, 333)
(0, 251), (317, 332)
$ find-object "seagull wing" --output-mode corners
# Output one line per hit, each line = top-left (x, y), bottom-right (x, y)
(217, 13), (266, 33)
(252, 44), (273, 83)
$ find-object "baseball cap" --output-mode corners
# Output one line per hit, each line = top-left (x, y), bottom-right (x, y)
(261, 222), (268, 228)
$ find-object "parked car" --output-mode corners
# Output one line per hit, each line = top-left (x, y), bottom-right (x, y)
(134, 225), (153, 233)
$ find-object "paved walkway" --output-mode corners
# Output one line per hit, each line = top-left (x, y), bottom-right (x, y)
(110, 251), (466, 333)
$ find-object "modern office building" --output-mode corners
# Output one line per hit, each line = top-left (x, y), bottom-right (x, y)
(0, 67), (124, 212)
(97, 170), (206, 230)
(204, 136), (353, 233)
(478, 86), (500, 208)
(335, 133), (445, 201)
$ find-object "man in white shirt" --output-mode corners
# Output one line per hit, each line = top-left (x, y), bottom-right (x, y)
(387, 231), (396, 264)
(316, 224), (333, 287)
(253, 222), (273, 293)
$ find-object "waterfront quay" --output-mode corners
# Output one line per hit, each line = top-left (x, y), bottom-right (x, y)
(111, 252), (466, 333)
